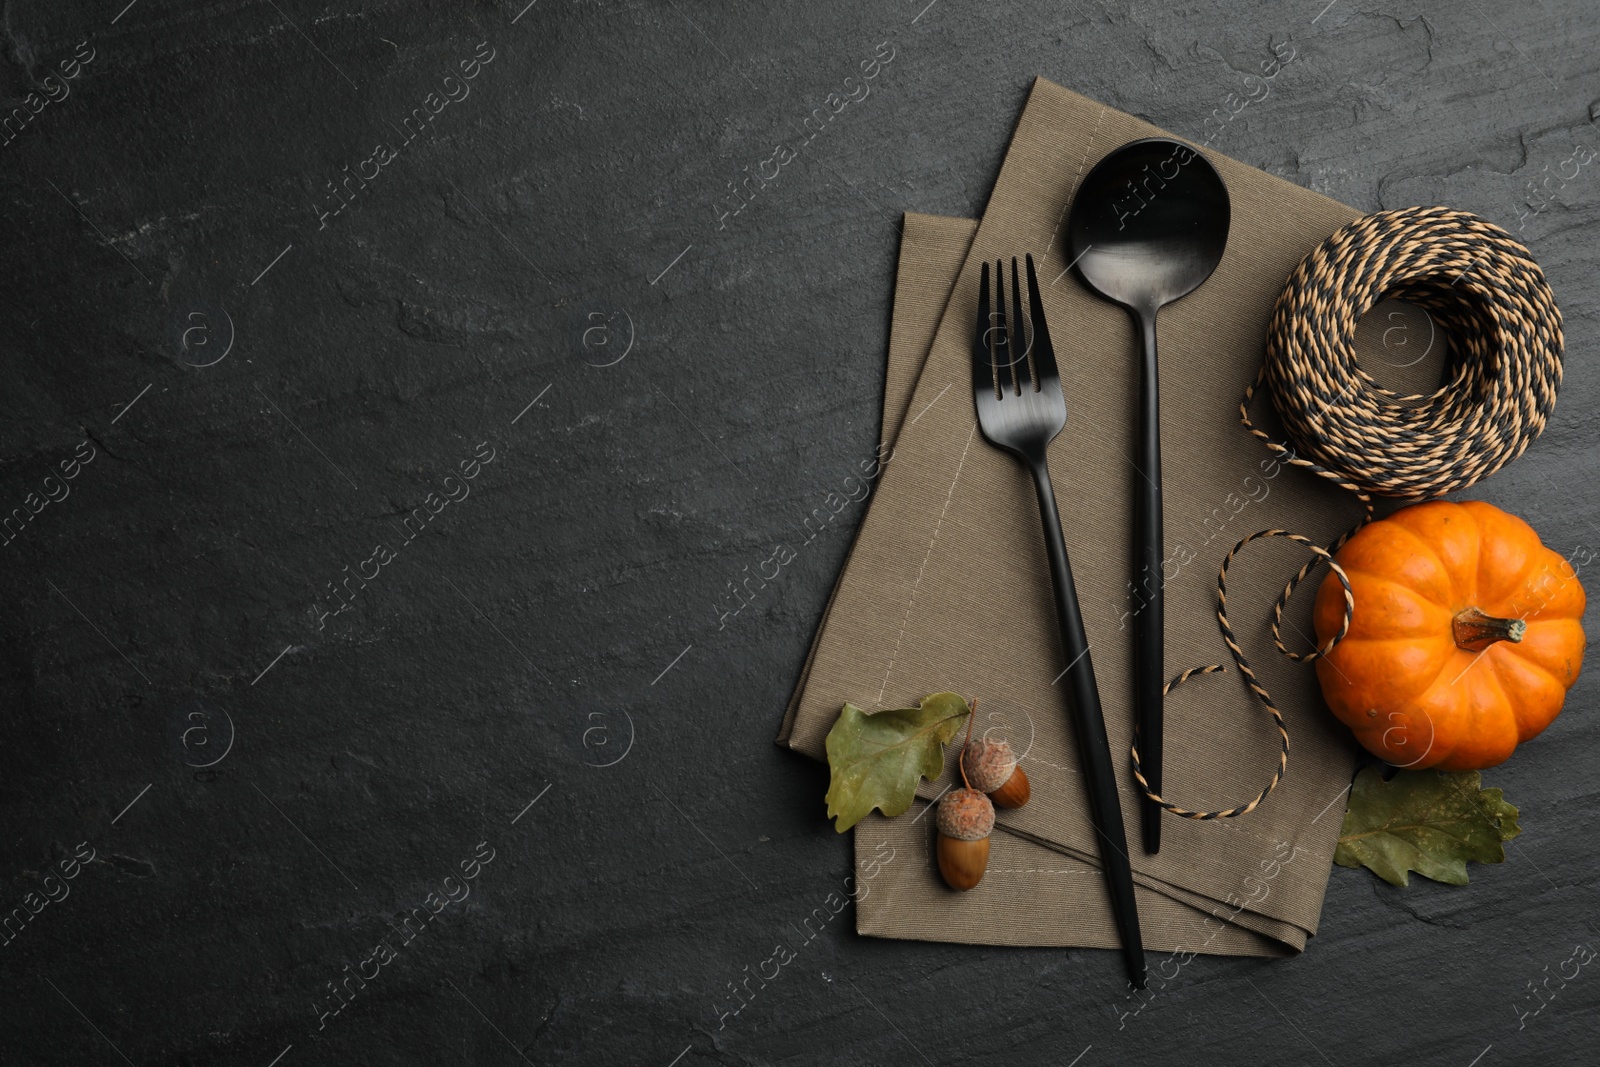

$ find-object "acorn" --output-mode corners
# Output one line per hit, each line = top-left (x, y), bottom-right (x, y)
(935, 787), (994, 891)
(961, 736), (1031, 809)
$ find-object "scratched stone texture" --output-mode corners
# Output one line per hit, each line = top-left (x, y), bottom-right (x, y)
(0, 1), (1596, 1065)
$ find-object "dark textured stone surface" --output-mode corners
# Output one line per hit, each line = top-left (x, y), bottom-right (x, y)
(1, 2), (1596, 1064)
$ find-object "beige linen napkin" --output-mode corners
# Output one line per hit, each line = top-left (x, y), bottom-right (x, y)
(778, 78), (1383, 956)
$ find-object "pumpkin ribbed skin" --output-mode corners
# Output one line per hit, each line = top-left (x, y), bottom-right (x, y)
(1312, 500), (1586, 771)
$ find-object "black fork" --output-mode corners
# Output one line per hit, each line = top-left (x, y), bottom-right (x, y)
(972, 255), (1145, 989)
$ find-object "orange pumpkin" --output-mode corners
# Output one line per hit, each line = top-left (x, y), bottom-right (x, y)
(1312, 500), (1586, 771)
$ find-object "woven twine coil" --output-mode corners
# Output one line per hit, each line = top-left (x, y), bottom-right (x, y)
(1256, 205), (1563, 500)
(1133, 206), (1564, 821)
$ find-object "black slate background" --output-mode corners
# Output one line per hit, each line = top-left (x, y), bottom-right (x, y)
(2, 1), (1597, 1065)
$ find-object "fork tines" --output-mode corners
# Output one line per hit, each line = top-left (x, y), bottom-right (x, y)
(974, 255), (1059, 399)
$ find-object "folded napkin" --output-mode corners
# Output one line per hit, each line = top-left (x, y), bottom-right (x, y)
(778, 78), (1384, 957)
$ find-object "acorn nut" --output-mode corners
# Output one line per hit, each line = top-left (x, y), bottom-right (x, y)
(960, 736), (1031, 809)
(935, 787), (994, 891)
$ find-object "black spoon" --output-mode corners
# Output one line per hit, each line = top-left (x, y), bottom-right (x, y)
(1066, 137), (1230, 855)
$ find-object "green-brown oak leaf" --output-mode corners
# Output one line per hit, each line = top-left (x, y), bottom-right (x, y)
(824, 693), (970, 832)
(1335, 766), (1521, 886)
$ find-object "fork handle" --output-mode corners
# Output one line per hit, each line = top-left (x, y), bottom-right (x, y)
(1029, 457), (1146, 991)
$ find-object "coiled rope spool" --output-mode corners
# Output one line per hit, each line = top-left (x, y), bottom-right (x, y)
(1134, 206), (1564, 820)
(1253, 205), (1563, 500)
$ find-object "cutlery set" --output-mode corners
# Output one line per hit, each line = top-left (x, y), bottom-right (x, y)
(970, 137), (1231, 989)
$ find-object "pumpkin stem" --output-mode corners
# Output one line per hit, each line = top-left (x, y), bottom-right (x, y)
(1453, 606), (1526, 652)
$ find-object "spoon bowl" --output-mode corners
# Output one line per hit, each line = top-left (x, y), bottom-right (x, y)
(1068, 138), (1230, 311)
(1066, 137), (1231, 857)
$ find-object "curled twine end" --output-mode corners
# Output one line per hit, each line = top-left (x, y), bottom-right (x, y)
(1135, 530), (1356, 821)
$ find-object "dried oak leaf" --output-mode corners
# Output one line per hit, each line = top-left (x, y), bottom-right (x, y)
(1335, 766), (1521, 887)
(824, 693), (970, 832)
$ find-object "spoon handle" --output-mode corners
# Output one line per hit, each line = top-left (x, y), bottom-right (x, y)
(1136, 311), (1164, 855)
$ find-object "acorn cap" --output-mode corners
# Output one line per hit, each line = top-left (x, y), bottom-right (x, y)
(936, 788), (995, 841)
(961, 736), (1017, 793)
